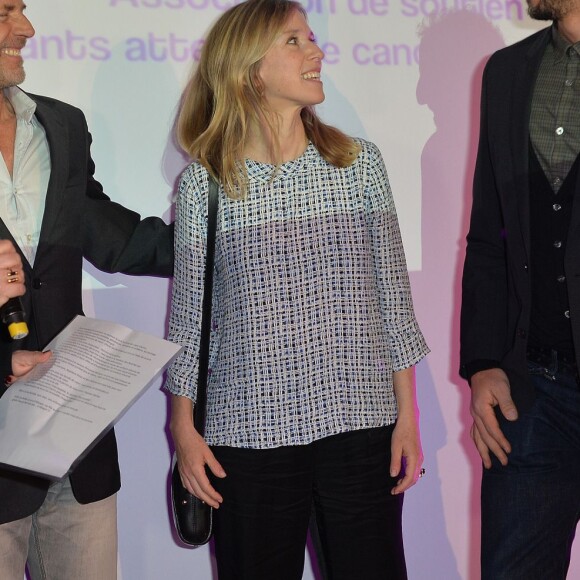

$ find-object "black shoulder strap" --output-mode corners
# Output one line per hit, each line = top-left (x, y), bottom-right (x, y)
(194, 174), (219, 437)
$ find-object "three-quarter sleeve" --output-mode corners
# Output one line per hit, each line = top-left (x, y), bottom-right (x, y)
(164, 166), (208, 401)
(363, 142), (429, 371)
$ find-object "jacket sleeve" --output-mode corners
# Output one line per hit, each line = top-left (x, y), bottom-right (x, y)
(77, 114), (173, 277)
(460, 60), (509, 378)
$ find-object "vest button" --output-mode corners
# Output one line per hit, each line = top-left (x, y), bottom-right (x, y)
(32, 278), (42, 289)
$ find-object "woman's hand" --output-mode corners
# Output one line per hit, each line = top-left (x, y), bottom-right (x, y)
(390, 407), (423, 494)
(0, 240), (25, 308)
(170, 395), (226, 509)
(390, 366), (424, 495)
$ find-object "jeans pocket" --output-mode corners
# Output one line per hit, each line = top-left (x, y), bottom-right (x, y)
(527, 360), (555, 381)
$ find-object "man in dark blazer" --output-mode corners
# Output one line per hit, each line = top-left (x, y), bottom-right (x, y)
(461, 0), (580, 578)
(0, 2), (173, 579)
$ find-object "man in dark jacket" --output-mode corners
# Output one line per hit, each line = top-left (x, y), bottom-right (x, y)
(461, 0), (580, 578)
(0, 2), (173, 578)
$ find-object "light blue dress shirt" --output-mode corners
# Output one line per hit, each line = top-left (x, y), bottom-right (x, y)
(0, 87), (50, 266)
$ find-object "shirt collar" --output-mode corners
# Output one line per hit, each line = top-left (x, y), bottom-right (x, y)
(245, 142), (318, 183)
(3, 86), (36, 123)
(551, 23), (580, 61)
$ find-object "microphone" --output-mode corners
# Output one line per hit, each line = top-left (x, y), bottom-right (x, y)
(1, 297), (28, 340)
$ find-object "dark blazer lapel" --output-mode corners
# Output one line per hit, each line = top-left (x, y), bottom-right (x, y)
(0, 219), (27, 270)
(0, 220), (13, 243)
(509, 28), (551, 261)
(30, 96), (69, 258)
(0, 92), (68, 272)
(568, 116), (580, 271)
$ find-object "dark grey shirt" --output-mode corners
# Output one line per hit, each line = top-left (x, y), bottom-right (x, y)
(530, 25), (580, 192)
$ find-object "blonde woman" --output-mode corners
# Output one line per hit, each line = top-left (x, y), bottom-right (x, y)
(166, 1), (428, 578)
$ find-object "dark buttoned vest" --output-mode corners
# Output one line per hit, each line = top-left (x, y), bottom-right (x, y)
(528, 143), (580, 354)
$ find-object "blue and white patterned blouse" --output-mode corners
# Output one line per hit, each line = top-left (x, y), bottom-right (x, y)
(165, 139), (429, 449)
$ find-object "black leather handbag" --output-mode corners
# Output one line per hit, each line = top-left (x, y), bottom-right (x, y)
(171, 174), (219, 547)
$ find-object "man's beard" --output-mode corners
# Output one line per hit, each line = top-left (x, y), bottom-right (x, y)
(528, 0), (576, 20)
(0, 69), (25, 91)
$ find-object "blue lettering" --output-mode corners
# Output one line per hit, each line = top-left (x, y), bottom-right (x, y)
(347, 0), (389, 15)
(90, 37), (111, 61)
(300, 0), (337, 13)
(352, 43), (371, 65)
(400, 0), (419, 16)
(352, 42), (418, 66)
(125, 38), (148, 61)
(41, 35), (65, 60)
(504, 0), (523, 18)
(321, 41), (340, 65)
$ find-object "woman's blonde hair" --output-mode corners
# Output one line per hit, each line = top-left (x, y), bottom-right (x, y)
(177, 0), (361, 199)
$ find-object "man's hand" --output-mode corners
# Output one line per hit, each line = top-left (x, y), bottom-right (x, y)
(470, 367), (518, 468)
(6, 350), (52, 385)
(0, 240), (25, 308)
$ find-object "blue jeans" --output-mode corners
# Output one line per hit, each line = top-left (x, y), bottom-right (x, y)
(481, 357), (580, 580)
(0, 477), (117, 580)
(210, 425), (407, 580)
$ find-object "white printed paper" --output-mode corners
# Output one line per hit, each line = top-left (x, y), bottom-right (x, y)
(0, 316), (181, 479)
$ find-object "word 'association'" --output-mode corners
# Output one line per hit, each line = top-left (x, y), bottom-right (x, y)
(109, 0), (525, 20)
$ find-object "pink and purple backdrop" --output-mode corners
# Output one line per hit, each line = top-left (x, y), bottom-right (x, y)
(17, 1), (560, 578)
